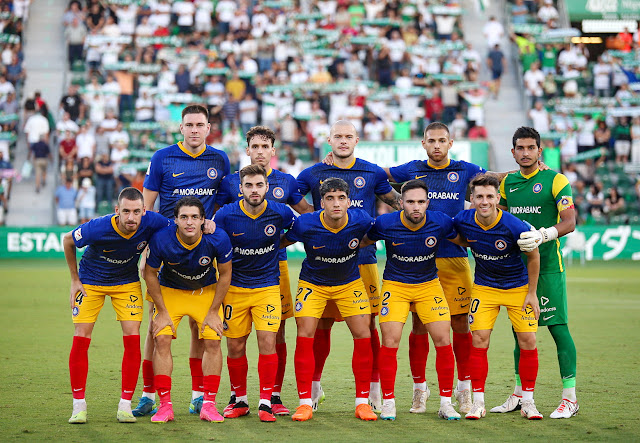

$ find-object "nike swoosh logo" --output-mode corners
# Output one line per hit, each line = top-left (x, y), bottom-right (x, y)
(543, 315), (554, 321)
(168, 262), (180, 265)
(73, 388), (82, 392)
(392, 242), (404, 246)
(208, 392), (216, 396)
(359, 306), (367, 310)
(313, 245), (325, 249)
(509, 188), (519, 192)
(415, 174), (428, 179)
(439, 312), (446, 316)
(131, 312), (140, 315)
(225, 251), (232, 258)
(103, 249), (115, 252)
(172, 172), (185, 177)
(529, 322), (536, 326)
(466, 239), (477, 242)
(263, 387), (270, 391)
(282, 310), (290, 315)
(461, 303), (469, 308)
(160, 391), (169, 396)
(300, 391), (308, 395)
(124, 390), (133, 393)
(268, 322), (277, 326)
(372, 304), (379, 308)
(232, 232), (244, 236)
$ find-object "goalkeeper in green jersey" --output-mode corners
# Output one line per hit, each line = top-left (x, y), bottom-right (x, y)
(495, 127), (579, 419)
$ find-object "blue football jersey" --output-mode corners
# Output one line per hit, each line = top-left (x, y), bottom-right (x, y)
(146, 226), (233, 291)
(214, 200), (295, 288)
(216, 168), (303, 261)
(453, 209), (531, 289)
(297, 158), (392, 265)
(389, 159), (485, 258)
(285, 208), (374, 286)
(73, 211), (171, 286)
(144, 142), (230, 218)
(368, 210), (456, 284)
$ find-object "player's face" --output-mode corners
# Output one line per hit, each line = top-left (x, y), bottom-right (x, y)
(175, 206), (204, 239)
(246, 135), (275, 168)
(472, 185), (499, 219)
(512, 137), (542, 169)
(320, 190), (350, 221)
(328, 124), (359, 159)
(241, 174), (269, 207)
(422, 129), (453, 163)
(401, 188), (429, 225)
(115, 198), (146, 234)
(180, 112), (210, 150)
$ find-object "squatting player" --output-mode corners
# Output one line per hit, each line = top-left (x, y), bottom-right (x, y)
(495, 126), (579, 418)
(63, 187), (171, 424)
(214, 165), (296, 422)
(136, 104), (230, 416)
(361, 180), (460, 421)
(452, 174), (543, 420)
(216, 126), (312, 415)
(144, 196), (232, 423)
(281, 178), (378, 422)
(297, 120), (401, 411)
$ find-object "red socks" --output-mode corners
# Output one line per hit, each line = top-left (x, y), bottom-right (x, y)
(295, 337), (314, 399)
(258, 353), (278, 400)
(155, 374), (172, 404)
(452, 331), (472, 383)
(408, 332), (429, 384)
(519, 348), (539, 394)
(142, 359), (155, 393)
(189, 357), (204, 392)
(121, 335), (141, 400)
(352, 338), (372, 398)
(69, 336), (91, 399)
(370, 328), (381, 383)
(379, 346), (398, 399)
(203, 375), (221, 403)
(469, 346), (489, 394)
(312, 328), (331, 381)
(227, 356), (248, 397)
(274, 342), (287, 393)
(435, 344), (455, 397)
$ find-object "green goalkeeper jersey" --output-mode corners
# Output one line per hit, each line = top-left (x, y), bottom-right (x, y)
(499, 168), (574, 274)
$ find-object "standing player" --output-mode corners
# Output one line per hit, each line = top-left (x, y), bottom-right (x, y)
(361, 180), (460, 421)
(135, 104), (230, 416)
(281, 178), (377, 422)
(494, 126), (579, 418)
(452, 174), (542, 420)
(63, 187), (171, 424)
(214, 165), (296, 422)
(144, 196), (233, 423)
(216, 126), (312, 415)
(297, 120), (401, 411)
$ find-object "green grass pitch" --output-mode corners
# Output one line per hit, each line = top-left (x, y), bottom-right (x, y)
(1, 259), (639, 441)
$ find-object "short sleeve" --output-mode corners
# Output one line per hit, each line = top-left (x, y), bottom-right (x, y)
(466, 161), (486, 177)
(216, 176), (233, 207)
(552, 173), (574, 213)
(147, 211), (172, 230)
(285, 217), (303, 243)
(146, 232), (164, 269)
(72, 219), (96, 249)
(367, 218), (384, 241)
(286, 174), (304, 206)
(296, 167), (312, 197)
(374, 165), (393, 196)
(214, 231), (233, 264)
(499, 177), (508, 205)
(388, 162), (411, 183)
(281, 205), (296, 230)
(438, 213), (457, 239)
(143, 151), (162, 192)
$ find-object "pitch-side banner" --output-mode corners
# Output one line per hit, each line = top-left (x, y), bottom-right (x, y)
(1, 225), (639, 260)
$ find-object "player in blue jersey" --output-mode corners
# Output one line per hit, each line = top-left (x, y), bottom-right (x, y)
(451, 174), (543, 420)
(281, 177), (378, 422)
(136, 104), (230, 417)
(361, 180), (461, 421)
(297, 120), (401, 411)
(63, 187), (172, 424)
(216, 126), (312, 416)
(214, 164), (296, 422)
(143, 196), (233, 423)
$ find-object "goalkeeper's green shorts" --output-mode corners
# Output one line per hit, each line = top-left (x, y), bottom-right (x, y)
(536, 272), (567, 326)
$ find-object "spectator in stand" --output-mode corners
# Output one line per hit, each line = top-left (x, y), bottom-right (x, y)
(65, 17), (86, 69)
(540, 44), (558, 75)
(24, 105), (50, 147)
(135, 90), (154, 122)
(604, 186), (625, 220)
(5, 53), (26, 89)
(586, 183), (605, 218)
(529, 100), (550, 133)
(537, 0), (559, 25)
(0, 74), (15, 103)
(612, 117), (632, 164)
(364, 112), (386, 142)
(618, 27), (634, 53)
(450, 112), (468, 139)
(77, 156), (95, 183)
(55, 177), (78, 226)
(577, 114), (597, 153)
(542, 72), (558, 99)
(523, 61), (545, 108)
(487, 44), (506, 99)
(175, 64), (191, 93)
(0, 91), (19, 132)
(60, 84), (83, 122)
(59, 130), (78, 163)
(467, 124), (488, 139)
(95, 152), (114, 206)
(56, 111), (80, 137)
(62, 0), (84, 27)
(631, 116), (640, 164)
(483, 16), (505, 49)
(434, 12), (457, 40)
(220, 94), (239, 132)
(614, 83), (634, 107)
(238, 93), (258, 136)
(561, 127), (578, 162)
(510, 0), (529, 25)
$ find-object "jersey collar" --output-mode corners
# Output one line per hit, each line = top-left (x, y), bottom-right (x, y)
(320, 210), (349, 233)
(332, 157), (356, 169)
(111, 215), (137, 239)
(427, 158), (450, 169)
(400, 211), (426, 231)
(520, 168), (540, 179)
(178, 141), (207, 159)
(266, 167), (273, 176)
(474, 209), (502, 231)
(176, 229), (202, 250)
(240, 199), (267, 219)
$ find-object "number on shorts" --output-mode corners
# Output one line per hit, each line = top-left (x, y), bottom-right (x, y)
(470, 298), (480, 314)
(75, 291), (85, 306)
(296, 287), (313, 301)
(224, 304), (233, 320)
(382, 291), (391, 306)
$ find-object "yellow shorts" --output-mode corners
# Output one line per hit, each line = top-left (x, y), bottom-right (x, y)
(468, 284), (538, 333)
(72, 282), (143, 323)
(379, 279), (450, 324)
(222, 285), (281, 338)
(154, 284), (222, 340)
(437, 257), (473, 316)
(295, 279), (370, 319)
(321, 263), (380, 319)
(279, 261), (293, 321)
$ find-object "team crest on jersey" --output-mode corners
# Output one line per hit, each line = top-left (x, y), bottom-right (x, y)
(348, 238), (360, 249)
(561, 197), (569, 205)
(72, 306), (79, 317)
(74, 228), (82, 241)
(425, 236), (437, 247)
(533, 183), (543, 193)
(264, 224), (277, 236)
(468, 314), (474, 324)
(354, 176), (366, 188)
(495, 239), (507, 250)
(272, 187), (285, 199)
(207, 168), (218, 180)
(137, 241), (147, 250)
(380, 306), (389, 317)
(199, 256), (211, 266)
(295, 301), (303, 312)
(447, 172), (459, 183)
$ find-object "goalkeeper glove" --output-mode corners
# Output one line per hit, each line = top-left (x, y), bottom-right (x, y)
(517, 226), (558, 252)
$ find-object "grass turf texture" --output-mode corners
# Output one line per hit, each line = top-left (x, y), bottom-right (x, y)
(0, 259), (638, 442)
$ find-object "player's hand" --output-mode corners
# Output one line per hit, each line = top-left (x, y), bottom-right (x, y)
(201, 310), (224, 338)
(152, 310), (175, 337)
(537, 159), (550, 170)
(517, 227), (542, 252)
(203, 219), (216, 234)
(523, 291), (540, 320)
(322, 152), (334, 165)
(70, 280), (86, 310)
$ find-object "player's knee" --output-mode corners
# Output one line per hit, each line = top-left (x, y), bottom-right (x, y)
(204, 339), (221, 353)
(450, 314), (470, 333)
(155, 334), (172, 351)
(276, 323), (286, 343)
(226, 337), (247, 357)
(516, 332), (536, 350)
(471, 330), (491, 348)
